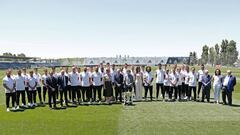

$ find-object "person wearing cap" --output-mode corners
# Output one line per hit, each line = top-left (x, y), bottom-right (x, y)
(222, 70), (236, 106)
(3, 69), (16, 112)
(197, 64), (205, 98)
(201, 70), (212, 102)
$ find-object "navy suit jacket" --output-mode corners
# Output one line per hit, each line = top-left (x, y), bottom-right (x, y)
(223, 75), (236, 93)
(58, 75), (68, 90)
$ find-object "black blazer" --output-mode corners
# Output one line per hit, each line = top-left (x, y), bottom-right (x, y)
(114, 73), (124, 86)
(46, 76), (58, 91)
(58, 75), (68, 90)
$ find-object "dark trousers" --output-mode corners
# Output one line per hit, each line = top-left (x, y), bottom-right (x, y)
(25, 87), (30, 103)
(93, 86), (102, 101)
(144, 85), (153, 100)
(82, 86), (91, 101)
(72, 86), (81, 103)
(43, 86), (48, 102)
(172, 86), (179, 100)
(6, 92), (16, 108)
(183, 83), (188, 97)
(66, 85), (72, 100)
(37, 87), (42, 103)
(198, 82), (202, 96)
(177, 85), (182, 100)
(202, 87), (210, 102)
(156, 83), (164, 99)
(163, 86), (170, 99)
(115, 85), (123, 102)
(188, 86), (196, 100)
(60, 89), (68, 106)
(29, 90), (37, 104)
(48, 89), (56, 108)
(55, 87), (59, 100)
(222, 86), (232, 105)
(16, 91), (26, 106)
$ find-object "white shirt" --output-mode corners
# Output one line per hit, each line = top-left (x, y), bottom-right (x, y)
(80, 72), (90, 87)
(3, 76), (15, 93)
(33, 73), (42, 87)
(213, 75), (222, 86)
(198, 70), (204, 82)
(156, 69), (165, 84)
(177, 72), (184, 86)
(22, 73), (29, 87)
(223, 76), (230, 86)
(92, 72), (102, 86)
(188, 72), (197, 87)
(69, 72), (80, 86)
(169, 73), (178, 87)
(28, 76), (37, 91)
(65, 73), (71, 85)
(42, 74), (48, 86)
(111, 69), (117, 83)
(144, 72), (153, 86)
(184, 71), (190, 85)
(14, 75), (25, 91)
(164, 73), (170, 86)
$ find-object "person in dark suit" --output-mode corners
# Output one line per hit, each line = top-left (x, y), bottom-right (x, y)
(222, 70), (236, 106)
(46, 71), (58, 109)
(58, 70), (69, 108)
(201, 70), (211, 102)
(114, 69), (124, 102)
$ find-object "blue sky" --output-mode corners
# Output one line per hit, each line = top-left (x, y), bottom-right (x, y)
(0, 0), (239, 58)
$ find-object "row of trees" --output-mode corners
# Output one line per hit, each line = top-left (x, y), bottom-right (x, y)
(2, 52), (26, 57)
(189, 39), (239, 66)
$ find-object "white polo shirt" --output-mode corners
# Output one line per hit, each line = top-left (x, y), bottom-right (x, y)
(189, 72), (197, 87)
(177, 72), (184, 86)
(42, 74), (48, 86)
(22, 73), (29, 87)
(144, 72), (153, 86)
(80, 72), (90, 87)
(198, 70), (204, 82)
(92, 72), (102, 86)
(28, 76), (37, 91)
(69, 72), (80, 86)
(33, 73), (42, 87)
(169, 73), (178, 87)
(163, 73), (170, 86)
(14, 75), (25, 91)
(156, 69), (165, 84)
(3, 76), (15, 93)
(184, 71), (190, 85)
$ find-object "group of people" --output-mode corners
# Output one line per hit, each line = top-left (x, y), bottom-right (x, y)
(2, 63), (237, 112)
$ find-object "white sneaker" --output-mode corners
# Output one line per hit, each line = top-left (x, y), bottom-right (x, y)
(33, 103), (38, 106)
(6, 108), (10, 112)
(12, 107), (16, 111)
(16, 106), (20, 110)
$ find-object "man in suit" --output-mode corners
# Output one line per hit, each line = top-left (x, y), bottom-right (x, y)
(46, 71), (58, 109)
(201, 70), (211, 103)
(222, 70), (236, 106)
(114, 69), (124, 102)
(58, 70), (69, 108)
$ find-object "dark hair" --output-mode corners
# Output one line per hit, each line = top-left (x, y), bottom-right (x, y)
(146, 66), (151, 72)
(215, 69), (221, 76)
(136, 66), (141, 73)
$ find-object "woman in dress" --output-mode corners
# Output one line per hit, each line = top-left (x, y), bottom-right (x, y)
(135, 66), (143, 101)
(103, 68), (113, 104)
(213, 69), (222, 104)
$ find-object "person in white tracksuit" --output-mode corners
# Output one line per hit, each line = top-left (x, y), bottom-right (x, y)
(213, 69), (223, 104)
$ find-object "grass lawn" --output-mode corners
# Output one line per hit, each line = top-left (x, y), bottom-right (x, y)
(0, 66), (240, 135)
